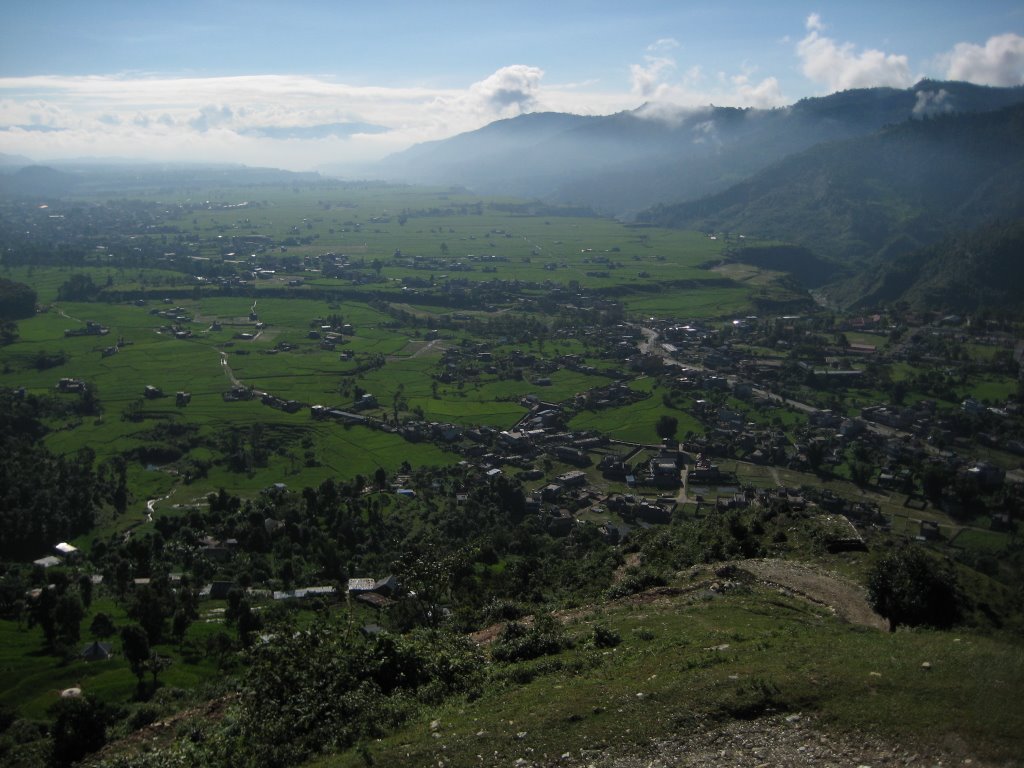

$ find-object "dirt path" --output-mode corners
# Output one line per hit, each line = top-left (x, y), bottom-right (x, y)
(388, 337), (446, 361)
(729, 558), (888, 630)
(565, 712), (1002, 768)
(471, 558), (887, 646)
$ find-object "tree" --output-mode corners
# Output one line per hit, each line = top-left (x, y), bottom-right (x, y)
(120, 624), (150, 688)
(56, 273), (100, 302)
(146, 651), (170, 690)
(77, 574), (93, 608)
(171, 609), (192, 646)
(849, 461), (872, 487)
(89, 612), (115, 639)
(806, 441), (826, 474)
(655, 415), (678, 441)
(29, 587), (58, 648)
(49, 694), (106, 767)
(868, 546), (961, 632)
(54, 593), (84, 648)
(127, 585), (169, 645)
(236, 601), (262, 647)
(205, 630), (235, 669)
(922, 464), (951, 503)
(0, 278), (37, 321)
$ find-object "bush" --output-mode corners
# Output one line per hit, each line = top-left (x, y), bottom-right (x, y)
(590, 624), (621, 648)
(483, 598), (527, 623)
(225, 618), (484, 767)
(605, 569), (666, 600)
(491, 614), (569, 663)
(868, 545), (961, 632)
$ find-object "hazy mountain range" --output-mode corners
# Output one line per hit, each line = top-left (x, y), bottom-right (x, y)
(4, 80), (1023, 311)
(370, 80), (1024, 218)
(640, 101), (1024, 310)
(371, 80), (1024, 311)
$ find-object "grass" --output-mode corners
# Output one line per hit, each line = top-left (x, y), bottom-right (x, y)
(316, 585), (1024, 767)
(949, 528), (1011, 553)
(570, 380), (704, 444)
(0, 591), (230, 721)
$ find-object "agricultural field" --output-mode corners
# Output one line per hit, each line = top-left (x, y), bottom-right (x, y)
(1, 183), (804, 518)
(2, 180), (1023, 768)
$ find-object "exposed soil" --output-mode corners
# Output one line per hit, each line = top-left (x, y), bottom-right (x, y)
(471, 557), (887, 646)
(556, 713), (1011, 768)
(83, 695), (236, 766)
(723, 558), (889, 631)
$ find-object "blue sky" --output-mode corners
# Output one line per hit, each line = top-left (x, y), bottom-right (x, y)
(1, 1), (1022, 170)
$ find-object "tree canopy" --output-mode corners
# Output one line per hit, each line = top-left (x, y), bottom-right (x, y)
(0, 278), (36, 321)
(868, 545), (961, 632)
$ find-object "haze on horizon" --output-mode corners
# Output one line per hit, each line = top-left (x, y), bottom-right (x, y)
(1, 0), (1022, 173)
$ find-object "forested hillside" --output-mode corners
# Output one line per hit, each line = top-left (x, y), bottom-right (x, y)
(372, 81), (1024, 216)
(639, 103), (1024, 309)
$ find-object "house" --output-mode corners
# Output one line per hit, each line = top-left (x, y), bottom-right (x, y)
(272, 586), (338, 602)
(556, 470), (588, 488)
(353, 393), (377, 410)
(347, 578), (376, 594)
(54, 542), (80, 561)
(541, 484), (565, 502)
(56, 378), (87, 394)
(81, 641), (112, 662)
(546, 509), (574, 536)
(201, 581), (235, 600)
(635, 502), (672, 524)
(33, 556), (62, 569)
(650, 456), (680, 489)
(355, 592), (392, 609)
(962, 461), (1005, 490)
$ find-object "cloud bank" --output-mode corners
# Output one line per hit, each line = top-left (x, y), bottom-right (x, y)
(1, 17), (1022, 171)
(0, 68), (635, 170)
(944, 33), (1024, 86)
(797, 13), (914, 91)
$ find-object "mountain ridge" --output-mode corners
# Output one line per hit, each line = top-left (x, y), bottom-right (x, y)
(637, 101), (1024, 310)
(366, 80), (1024, 216)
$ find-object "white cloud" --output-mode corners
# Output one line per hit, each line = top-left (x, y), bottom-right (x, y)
(730, 70), (784, 108)
(0, 69), (638, 170)
(628, 43), (786, 109)
(647, 38), (680, 52)
(630, 56), (676, 98)
(944, 33), (1024, 86)
(797, 14), (914, 91)
(912, 88), (953, 117)
(805, 13), (825, 34)
(468, 64), (544, 113)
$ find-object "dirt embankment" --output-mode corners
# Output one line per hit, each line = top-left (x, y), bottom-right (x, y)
(472, 557), (887, 645)
(725, 558), (888, 631)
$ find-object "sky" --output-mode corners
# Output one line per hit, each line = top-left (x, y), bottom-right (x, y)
(1, 0), (1022, 172)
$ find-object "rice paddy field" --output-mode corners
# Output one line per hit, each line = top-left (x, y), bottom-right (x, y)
(1, 183), (810, 522)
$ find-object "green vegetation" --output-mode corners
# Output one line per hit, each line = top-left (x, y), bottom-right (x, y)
(0, 180), (1022, 767)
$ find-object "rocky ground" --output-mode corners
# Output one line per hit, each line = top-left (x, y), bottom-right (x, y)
(536, 714), (1009, 768)
(728, 558), (889, 631)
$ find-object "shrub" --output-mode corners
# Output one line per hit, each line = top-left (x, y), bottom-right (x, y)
(868, 545), (961, 632)
(491, 614), (569, 663)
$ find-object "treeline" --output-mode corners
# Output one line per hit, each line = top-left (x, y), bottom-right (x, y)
(0, 389), (104, 560)
(0, 279), (36, 321)
(637, 101), (1024, 302)
(838, 218), (1024, 312)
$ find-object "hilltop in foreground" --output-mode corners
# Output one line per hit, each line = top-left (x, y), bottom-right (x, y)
(89, 560), (1023, 768)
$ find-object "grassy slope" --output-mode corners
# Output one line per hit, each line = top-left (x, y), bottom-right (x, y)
(316, 582), (1024, 767)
